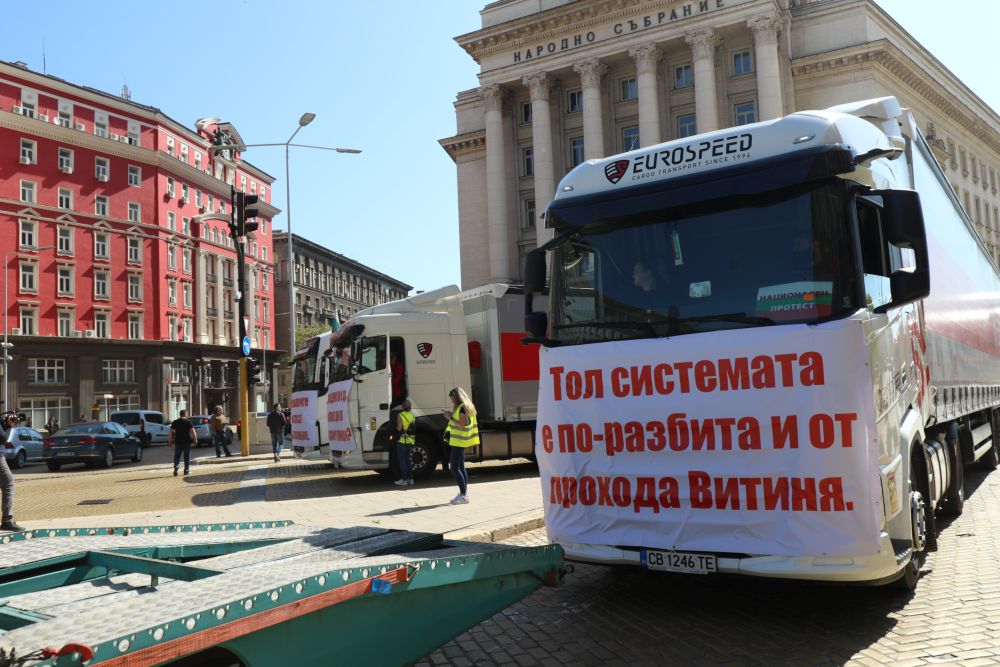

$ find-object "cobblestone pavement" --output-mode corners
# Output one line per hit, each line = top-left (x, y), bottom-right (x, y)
(420, 465), (1000, 667)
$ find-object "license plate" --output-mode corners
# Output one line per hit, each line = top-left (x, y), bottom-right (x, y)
(56, 452), (76, 457)
(641, 549), (717, 574)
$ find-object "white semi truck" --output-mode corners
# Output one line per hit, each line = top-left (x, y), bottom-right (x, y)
(523, 97), (1000, 589)
(290, 284), (542, 479)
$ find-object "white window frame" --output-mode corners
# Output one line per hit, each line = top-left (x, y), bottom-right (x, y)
(128, 201), (141, 223)
(127, 237), (142, 264)
(58, 148), (74, 173)
(168, 279), (177, 306)
(20, 138), (36, 164)
(20, 180), (36, 203)
(732, 49), (753, 77)
(95, 119), (108, 137)
(167, 211), (176, 232)
(183, 248), (192, 274)
(19, 307), (36, 335)
(102, 360), (135, 384)
(57, 227), (74, 255)
(674, 64), (693, 89)
(19, 219), (36, 248)
(94, 270), (109, 299)
(569, 137), (585, 168)
(57, 311), (73, 337)
(677, 113), (697, 138)
(183, 282), (191, 309)
(95, 157), (109, 181)
(57, 267), (74, 296)
(166, 136), (175, 156)
(94, 232), (110, 260)
(19, 261), (36, 292)
(567, 89), (583, 113)
(619, 77), (637, 101)
(734, 100), (756, 126)
(128, 165), (141, 187)
(94, 311), (109, 338)
(58, 188), (73, 210)
(128, 273), (143, 302)
(28, 358), (64, 384)
(128, 314), (142, 340)
(622, 126), (640, 152)
(168, 246), (177, 270)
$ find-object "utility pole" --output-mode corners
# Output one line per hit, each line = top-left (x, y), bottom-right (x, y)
(231, 186), (260, 456)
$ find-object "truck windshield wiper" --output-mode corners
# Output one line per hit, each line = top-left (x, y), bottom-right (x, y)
(670, 312), (776, 326)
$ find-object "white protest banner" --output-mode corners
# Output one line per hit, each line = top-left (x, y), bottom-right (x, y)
(290, 390), (321, 451)
(326, 379), (356, 453)
(536, 319), (881, 558)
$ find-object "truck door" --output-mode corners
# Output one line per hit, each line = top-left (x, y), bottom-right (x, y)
(355, 335), (391, 452)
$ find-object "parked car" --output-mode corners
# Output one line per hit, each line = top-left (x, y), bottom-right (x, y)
(109, 410), (170, 446)
(3, 426), (46, 469)
(189, 416), (214, 446)
(43, 421), (143, 470)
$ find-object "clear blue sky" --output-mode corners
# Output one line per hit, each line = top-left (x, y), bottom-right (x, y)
(2, 1), (997, 293)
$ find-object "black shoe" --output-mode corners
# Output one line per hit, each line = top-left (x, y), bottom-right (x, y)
(216, 455), (222, 458)
(0, 521), (24, 532)
(183, 469), (190, 475)
(226, 453), (234, 457)
(173, 468), (179, 477)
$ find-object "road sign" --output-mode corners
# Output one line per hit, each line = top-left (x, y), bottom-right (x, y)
(241, 336), (252, 357)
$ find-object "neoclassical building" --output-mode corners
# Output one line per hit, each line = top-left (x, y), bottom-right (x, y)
(442, 0), (1000, 288)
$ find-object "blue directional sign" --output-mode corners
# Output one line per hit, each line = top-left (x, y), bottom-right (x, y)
(241, 336), (252, 357)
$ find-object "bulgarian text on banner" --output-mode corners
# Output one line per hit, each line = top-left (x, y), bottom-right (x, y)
(535, 320), (881, 558)
(290, 391), (321, 449)
(326, 379), (357, 453)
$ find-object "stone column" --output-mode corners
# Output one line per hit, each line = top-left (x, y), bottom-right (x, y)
(628, 44), (662, 148)
(748, 13), (783, 121)
(195, 251), (207, 344)
(573, 59), (607, 159)
(246, 265), (257, 346)
(214, 255), (226, 345)
(685, 29), (720, 133)
(523, 72), (556, 246)
(482, 84), (510, 283)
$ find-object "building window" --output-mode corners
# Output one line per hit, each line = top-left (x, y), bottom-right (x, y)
(57, 267), (73, 296)
(57, 109), (71, 127)
(128, 314), (142, 339)
(95, 157), (109, 181)
(521, 101), (533, 124)
(170, 362), (191, 383)
(195, 152), (202, 171)
(181, 184), (189, 203)
(677, 113), (697, 138)
(58, 188), (73, 210)
(128, 202), (141, 223)
(619, 77), (637, 101)
(19, 139), (36, 164)
(182, 217), (190, 236)
(94, 270), (109, 299)
(95, 196), (108, 217)
(20, 180), (36, 203)
(674, 64), (693, 89)
(732, 49), (752, 76)
(166, 177), (176, 198)
(94, 232), (109, 259)
(735, 101), (756, 126)
(250, 181), (257, 195)
(103, 360), (135, 384)
(18, 100), (36, 118)
(622, 126), (640, 152)
(127, 127), (139, 146)
(19, 220), (36, 248)
(95, 119), (107, 137)
(20, 262), (36, 292)
(567, 89), (583, 113)
(128, 238), (141, 264)
(58, 148), (73, 173)
(524, 199), (536, 229)
(261, 246), (268, 262)
(28, 359), (64, 384)
(168, 279), (177, 306)
(128, 274), (142, 302)
(166, 137), (175, 156)
(183, 249), (192, 274)
(180, 144), (188, 163)
(183, 282), (191, 308)
(57, 227), (73, 255)
(168, 246), (177, 270)
(522, 147), (534, 177)
(260, 186), (266, 202)
(95, 311), (109, 338)
(58, 311), (72, 337)
(569, 137), (585, 168)
(195, 190), (202, 208)
(19, 308), (36, 335)
(128, 165), (141, 187)
(240, 176), (247, 192)
(167, 212), (176, 232)
(20, 397), (72, 431)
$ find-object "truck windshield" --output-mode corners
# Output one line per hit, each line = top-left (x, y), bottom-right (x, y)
(291, 338), (321, 390)
(548, 180), (859, 344)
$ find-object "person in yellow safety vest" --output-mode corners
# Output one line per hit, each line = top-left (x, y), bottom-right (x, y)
(443, 387), (478, 505)
(394, 400), (416, 487)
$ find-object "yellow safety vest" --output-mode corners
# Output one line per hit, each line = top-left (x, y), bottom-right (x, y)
(398, 411), (415, 445)
(447, 405), (479, 448)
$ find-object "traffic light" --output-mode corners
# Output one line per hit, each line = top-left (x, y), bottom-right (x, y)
(246, 357), (262, 386)
(235, 192), (260, 236)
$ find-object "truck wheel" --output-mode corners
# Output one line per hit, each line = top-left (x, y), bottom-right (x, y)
(942, 441), (964, 516)
(914, 453), (937, 551)
(410, 434), (438, 481)
(895, 458), (927, 591)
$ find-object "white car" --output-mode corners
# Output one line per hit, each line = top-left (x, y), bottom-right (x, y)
(109, 410), (170, 446)
(3, 426), (46, 469)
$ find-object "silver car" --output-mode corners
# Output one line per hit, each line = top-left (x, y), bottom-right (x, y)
(4, 427), (46, 469)
(189, 416), (214, 446)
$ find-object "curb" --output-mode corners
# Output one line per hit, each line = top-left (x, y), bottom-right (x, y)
(447, 510), (546, 543)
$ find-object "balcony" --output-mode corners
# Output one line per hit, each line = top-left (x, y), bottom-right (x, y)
(207, 307), (218, 317)
(223, 277), (234, 287)
(206, 274), (217, 284)
(224, 310), (234, 319)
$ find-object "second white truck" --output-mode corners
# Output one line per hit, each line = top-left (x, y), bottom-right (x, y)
(290, 284), (542, 479)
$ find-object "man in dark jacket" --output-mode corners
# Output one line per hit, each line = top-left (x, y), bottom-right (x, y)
(266, 403), (287, 463)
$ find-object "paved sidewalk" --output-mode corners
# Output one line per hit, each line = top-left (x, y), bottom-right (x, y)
(21, 467), (547, 542)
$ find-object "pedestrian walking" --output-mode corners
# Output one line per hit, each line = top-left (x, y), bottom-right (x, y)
(0, 412), (24, 531)
(169, 409), (197, 476)
(443, 387), (478, 504)
(210, 406), (234, 458)
(394, 399), (415, 487)
(266, 403), (287, 463)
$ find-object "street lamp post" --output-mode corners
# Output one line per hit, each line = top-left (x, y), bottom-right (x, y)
(4, 246), (53, 407)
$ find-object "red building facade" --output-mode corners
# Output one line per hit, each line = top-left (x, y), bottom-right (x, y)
(0, 60), (278, 426)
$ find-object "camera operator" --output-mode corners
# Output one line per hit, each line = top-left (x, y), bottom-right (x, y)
(0, 412), (24, 532)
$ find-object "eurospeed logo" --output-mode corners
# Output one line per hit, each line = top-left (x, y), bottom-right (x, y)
(417, 342), (433, 358)
(604, 160), (630, 184)
(608, 133), (754, 185)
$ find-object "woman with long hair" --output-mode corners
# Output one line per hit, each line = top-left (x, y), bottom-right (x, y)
(444, 387), (478, 504)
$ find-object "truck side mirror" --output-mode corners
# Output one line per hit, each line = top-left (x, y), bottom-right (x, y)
(523, 249), (549, 340)
(871, 189), (930, 313)
(525, 311), (548, 338)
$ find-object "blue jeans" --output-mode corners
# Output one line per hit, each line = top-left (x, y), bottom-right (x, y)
(396, 441), (412, 481)
(173, 443), (191, 472)
(214, 431), (232, 457)
(450, 446), (467, 495)
(271, 432), (284, 458)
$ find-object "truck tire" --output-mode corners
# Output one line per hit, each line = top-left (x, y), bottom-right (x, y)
(409, 434), (439, 481)
(914, 452), (937, 551)
(942, 440), (964, 516)
(895, 456), (928, 591)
